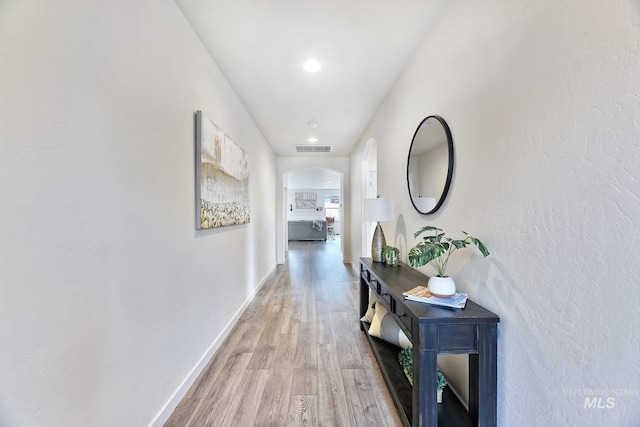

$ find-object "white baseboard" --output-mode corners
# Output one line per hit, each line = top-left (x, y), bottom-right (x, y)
(350, 260), (360, 276)
(148, 263), (277, 427)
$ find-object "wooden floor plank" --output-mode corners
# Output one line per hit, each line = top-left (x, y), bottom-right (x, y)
(342, 367), (397, 427)
(247, 308), (283, 370)
(315, 296), (335, 344)
(316, 343), (350, 427)
(290, 321), (318, 395)
(331, 311), (363, 369)
(287, 395), (318, 427)
(341, 368), (369, 427)
(219, 369), (270, 427)
(189, 353), (253, 425)
(163, 397), (202, 427)
(254, 333), (297, 426)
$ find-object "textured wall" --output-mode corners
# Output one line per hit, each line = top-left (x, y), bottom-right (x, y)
(351, 0), (640, 425)
(0, 1), (276, 425)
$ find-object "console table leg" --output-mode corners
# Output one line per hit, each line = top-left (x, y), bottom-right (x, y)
(359, 278), (369, 331)
(470, 323), (498, 426)
(414, 338), (438, 426)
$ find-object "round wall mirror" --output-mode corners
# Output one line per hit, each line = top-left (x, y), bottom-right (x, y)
(406, 115), (454, 215)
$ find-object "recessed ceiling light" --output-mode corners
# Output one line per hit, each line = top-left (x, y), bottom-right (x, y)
(303, 59), (322, 73)
(308, 137), (318, 143)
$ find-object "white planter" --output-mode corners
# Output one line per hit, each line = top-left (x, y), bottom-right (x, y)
(428, 276), (456, 297)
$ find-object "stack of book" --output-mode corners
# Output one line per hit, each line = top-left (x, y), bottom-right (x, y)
(403, 285), (468, 309)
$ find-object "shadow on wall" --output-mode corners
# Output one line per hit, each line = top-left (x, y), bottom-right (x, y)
(473, 258), (549, 422)
(394, 215), (408, 264)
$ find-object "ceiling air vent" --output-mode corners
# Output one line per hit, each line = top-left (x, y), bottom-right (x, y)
(295, 144), (333, 153)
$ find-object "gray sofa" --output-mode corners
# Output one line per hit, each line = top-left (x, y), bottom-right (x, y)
(288, 220), (327, 241)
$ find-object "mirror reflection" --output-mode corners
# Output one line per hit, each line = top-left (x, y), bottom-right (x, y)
(407, 115), (454, 214)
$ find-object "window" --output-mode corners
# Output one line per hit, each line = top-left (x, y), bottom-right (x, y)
(324, 196), (340, 221)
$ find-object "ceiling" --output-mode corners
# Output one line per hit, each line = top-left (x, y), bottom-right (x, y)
(176, 0), (440, 158)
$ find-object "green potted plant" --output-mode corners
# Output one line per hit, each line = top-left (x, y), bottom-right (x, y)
(407, 226), (490, 297)
(399, 346), (448, 403)
(436, 367), (447, 403)
(382, 245), (400, 266)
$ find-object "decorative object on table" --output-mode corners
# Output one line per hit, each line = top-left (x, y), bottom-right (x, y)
(403, 286), (468, 309)
(363, 196), (395, 263)
(360, 292), (379, 323)
(383, 245), (400, 266)
(195, 111), (250, 229)
(368, 301), (411, 349)
(398, 346), (448, 403)
(408, 226), (490, 297)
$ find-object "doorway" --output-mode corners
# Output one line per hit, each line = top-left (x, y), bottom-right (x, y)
(283, 167), (344, 256)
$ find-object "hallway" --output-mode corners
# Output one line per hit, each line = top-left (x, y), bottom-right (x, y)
(165, 240), (401, 426)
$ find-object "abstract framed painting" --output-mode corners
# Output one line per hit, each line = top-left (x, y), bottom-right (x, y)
(295, 192), (317, 209)
(195, 111), (250, 229)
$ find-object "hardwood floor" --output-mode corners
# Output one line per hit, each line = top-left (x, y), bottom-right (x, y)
(165, 239), (401, 427)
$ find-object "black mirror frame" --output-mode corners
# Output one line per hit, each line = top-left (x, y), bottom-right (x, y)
(406, 115), (454, 215)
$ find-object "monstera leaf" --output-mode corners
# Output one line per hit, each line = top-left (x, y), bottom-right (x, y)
(408, 226), (490, 277)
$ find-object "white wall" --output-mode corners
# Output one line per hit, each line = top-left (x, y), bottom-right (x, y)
(350, 1), (640, 425)
(0, 1), (276, 426)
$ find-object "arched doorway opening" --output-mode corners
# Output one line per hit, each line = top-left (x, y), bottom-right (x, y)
(283, 167), (344, 256)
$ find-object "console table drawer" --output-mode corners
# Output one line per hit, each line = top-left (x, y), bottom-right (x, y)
(438, 324), (477, 353)
(394, 299), (413, 336)
(397, 311), (413, 335)
(377, 280), (393, 310)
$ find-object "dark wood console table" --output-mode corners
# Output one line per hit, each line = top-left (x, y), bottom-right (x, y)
(359, 258), (500, 427)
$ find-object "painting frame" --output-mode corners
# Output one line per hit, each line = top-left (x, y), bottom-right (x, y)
(195, 111), (250, 229)
(294, 192), (317, 210)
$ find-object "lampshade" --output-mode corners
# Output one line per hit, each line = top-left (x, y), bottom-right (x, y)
(363, 197), (395, 222)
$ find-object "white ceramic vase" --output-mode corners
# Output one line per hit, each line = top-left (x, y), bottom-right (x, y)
(428, 276), (456, 298)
